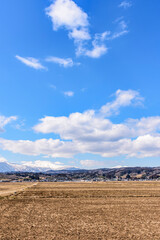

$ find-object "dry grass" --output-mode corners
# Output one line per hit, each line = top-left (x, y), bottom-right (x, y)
(0, 182), (160, 239)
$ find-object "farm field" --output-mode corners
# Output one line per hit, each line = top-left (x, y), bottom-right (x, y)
(0, 182), (160, 240)
(0, 182), (35, 197)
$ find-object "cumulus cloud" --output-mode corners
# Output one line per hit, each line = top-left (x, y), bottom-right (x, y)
(1, 90), (159, 159)
(46, 56), (74, 67)
(45, 0), (92, 56)
(0, 138), (79, 158)
(63, 91), (74, 97)
(16, 55), (46, 70)
(45, 0), (89, 32)
(119, 1), (132, 9)
(45, 0), (128, 58)
(0, 115), (17, 132)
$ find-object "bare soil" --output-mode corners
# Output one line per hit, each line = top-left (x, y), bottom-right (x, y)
(0, 182), (160, 240)
(0, 182), (35, 197)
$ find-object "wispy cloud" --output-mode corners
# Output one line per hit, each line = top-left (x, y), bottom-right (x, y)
(81, 88), (87, 92)
(119, 1), (132, 9)
(107, 20), (129, 40)
(46, 56), (74, 67)
(50, 84), (57, 90)
(100, 89), (143, 117)
(63, 91), (74, 97)
(15, 55), (47, 70)
(0, 115), (17, 132)
(80, 160), (103, 168)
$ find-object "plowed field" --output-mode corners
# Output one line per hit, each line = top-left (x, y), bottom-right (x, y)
(0, 182), (160, 240)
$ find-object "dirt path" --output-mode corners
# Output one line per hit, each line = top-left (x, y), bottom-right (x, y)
(0, 182), (38, 197)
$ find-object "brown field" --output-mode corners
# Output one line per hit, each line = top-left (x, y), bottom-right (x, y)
(0, 182), (35, 197)
(0, 182), (160, 240)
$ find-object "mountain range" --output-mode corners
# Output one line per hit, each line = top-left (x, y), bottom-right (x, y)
(0, 159), (78, 173)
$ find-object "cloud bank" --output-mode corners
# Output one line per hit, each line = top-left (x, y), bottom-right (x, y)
(1, 90), (160, 159)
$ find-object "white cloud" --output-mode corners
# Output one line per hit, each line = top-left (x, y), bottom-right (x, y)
(85, 44), (108, 58)
(64, 91), (74, 97)
(0, 115), (17, 132)
(45, 0), (90, 46)
(69, 28), (91, 40)
(119, 1), (132, 9)
(46, 56), (74, 67)
(0, 138), (79, 158)
(50, 84), (57, 90)
(45, 0), (111, 59)
(45, 1), (129, 59)
(45, 0), (92, 56)
(2, 90), (160, 159)
(33, 90), (144, 144)
(80, 160), (102, 168)
(109, 30), (128, 40)
(100, 89), (143, 117)
(54, 161), (63, 165)
(107, 20), (129, 40)
(16, 55), (46, 70)
(45, 0), (89, 32)
(0, 157), (7, 163)
(129, 135), (160, 158)
(77, 31), (109, 58)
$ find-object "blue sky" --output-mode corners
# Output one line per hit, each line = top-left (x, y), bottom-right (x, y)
(0, 0), (160, 169)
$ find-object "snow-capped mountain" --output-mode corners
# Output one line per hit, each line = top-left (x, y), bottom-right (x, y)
(0, 158), (76, 173)
(0, 161), (16, 172)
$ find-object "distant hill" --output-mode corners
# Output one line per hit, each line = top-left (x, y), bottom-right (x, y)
(44, 166), (160, 180)
(1, 165), (160, 181)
